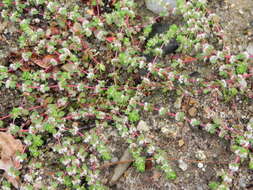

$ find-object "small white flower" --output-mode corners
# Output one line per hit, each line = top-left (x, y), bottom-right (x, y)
(230, 55), (237, 63)
(94, 30), (107, 40)
(220, 79), (227, 88)
(155, 155), (165, 164)
(71, 126), (79, 135)
(24, 139), (32, 146)
(21, 52), (31, 62)
(197, 162), (204, 168)
(161, 127), (169, 135)
(24, 174), (33, 182)
(73, 178), (81, 185)
(53, 131), (62, 139)
(47, 2), (58, 12)
(72, 36), (81, 44)
(178, 75), (187, 84)
(147, 145), (155, 155)
(238, 75), (247, 89)
(209, 55), (217, 63)
(197, 33), (207, 40)
(57, 97), (68, 107)
(199, 0), (207, 4)
(242, 51), (249, 60)
(235, 149), (248, 159)
(58, 7), (67, 15)
(62, 158), (71, 165)
(50, 58), (58, 66)
(5, 79), (12, 88)
(202, 43), (214, 55)
(153, 48), (163, 56)
(223, 175), (232, 183)
(39, 84), (47, 93)
(229, 163), (239, 172)
(87, 72), (95, 79)
(59, 147), (68, 154)
(159, 107), (167, 115)
(77, 83), (84, 91)
(247, 122), (253, 132)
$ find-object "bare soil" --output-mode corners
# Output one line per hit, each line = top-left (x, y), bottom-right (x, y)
(100, 1), (253, 189)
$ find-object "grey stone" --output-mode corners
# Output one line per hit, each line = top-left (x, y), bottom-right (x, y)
(145, 0), (176, 15)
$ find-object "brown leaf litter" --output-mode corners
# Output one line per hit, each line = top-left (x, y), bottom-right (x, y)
(0, 132), (23, 188)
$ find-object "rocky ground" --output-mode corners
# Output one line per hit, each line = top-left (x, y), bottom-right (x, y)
(102, 1), (253, 189)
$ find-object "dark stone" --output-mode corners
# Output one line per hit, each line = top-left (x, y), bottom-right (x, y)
(162, 38), (179, 55)
(139, 68), (149, 76)
(148, 23), (171, 39)
(145, 22), (179, 56)
(189, 71), (201, 77)
(139, 22), (179, 76)
(144, 54), (154, 62)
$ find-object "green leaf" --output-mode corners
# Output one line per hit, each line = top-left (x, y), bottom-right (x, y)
(32, 135), (44, 147)
(236, 63), (248, 74)
(128, 110), (140, 122)
(249, 160), (253, 170)
(44, 123), (55, 133)
(208, 181), (220, 190)
(10, 107), (22, 119)
(107, 86), (129, 105)
(119, 52), (129, 66)
(166, 170), (177, 180)
(134, 156), (145, 172)
(3, 0), (13, 6)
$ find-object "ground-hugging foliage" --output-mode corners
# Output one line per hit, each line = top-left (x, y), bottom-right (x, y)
(0, 0), (252, 189)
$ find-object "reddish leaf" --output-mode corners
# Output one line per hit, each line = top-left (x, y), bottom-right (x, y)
(106, 36), (116, 43)
(50, 26), (60, 35)
(145, 159), (153, 170)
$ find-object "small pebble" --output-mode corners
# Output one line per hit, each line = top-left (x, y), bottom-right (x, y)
(178, 159), (188, 171)
(188, 107), (197, 117)
(195, 150), (206, 160)
(62, 63), (78, 72)
(246, 42), (253, 55)
(174, 96), (183, 109)
(178, 139), (185, 147)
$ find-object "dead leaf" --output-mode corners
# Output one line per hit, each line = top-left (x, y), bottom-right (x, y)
(20, 65), (31, 72)
(3, 172), (20, 189)
(110, 149), (133, 185)
(189, 97), (197, 105)
(151, 171), (162, 181)
(0, 132), (23, 188)
(0, 21), (8, 33)
(34, 55), (58, 69)
(62, 63), (78, 72)
(178, 139), (185, 147)
(86, 9), (94, 15)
